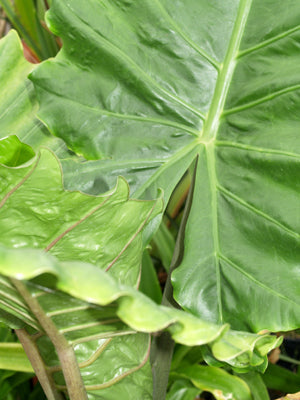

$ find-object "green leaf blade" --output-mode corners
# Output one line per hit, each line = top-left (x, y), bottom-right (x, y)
(0, 343), (34, 373)
(29, 0), (300, 338)
(0, 30), (70, 159)
(0, 146), (162, 286)
(176, 364), (252, 400)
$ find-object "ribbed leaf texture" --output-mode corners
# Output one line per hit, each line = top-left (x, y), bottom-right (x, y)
(0, 142), (281, 398)
(30, 0), (300, 332)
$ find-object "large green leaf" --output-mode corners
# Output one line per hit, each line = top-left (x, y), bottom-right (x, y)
(30, 0), (300, 332)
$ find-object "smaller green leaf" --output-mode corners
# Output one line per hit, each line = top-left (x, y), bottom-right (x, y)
(262, 363), (300, 393)
(0, 243), (281, 371)
(210, 330), (282, 372)
(175, 364), (252, 400)
(0, 136), (35, 167)
(166, 379), (200, 400)
(0, 343), (33, 373)
(0, 325), (33, 373)
(238, 372), (269, 400)
(0, 326), (35, 399)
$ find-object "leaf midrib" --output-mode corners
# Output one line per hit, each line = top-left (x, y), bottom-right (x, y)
(195, 0), (253, 324)
(201, 0), (252, 141)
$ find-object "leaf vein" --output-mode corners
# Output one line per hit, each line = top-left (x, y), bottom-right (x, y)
(206, 145), (222, 323)
(223, 84), (300, 116)
(134, 140), (199, 198)
(58, 319), (120, 334)
(105, 198), (160, 271)
(64, 3), (205, 120)
(57, 336), (151, 391)
(217, 184), (299, 239)
(44, 194), (113, 252)
(0, 155), (40, 209)
(238, 24), (300, 58)
(153, 0), (220, 70)
(219, 253), (300, 307)
(35, 86), (200, 137)
(216, 141), (300, 158)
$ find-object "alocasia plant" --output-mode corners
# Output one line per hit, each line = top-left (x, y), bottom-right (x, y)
(30, 0), (300, 329)
(0, 138), (280, 399)
(0, 0), (299, 398)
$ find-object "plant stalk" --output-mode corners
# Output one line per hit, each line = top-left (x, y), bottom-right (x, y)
(15, 328), (64, 400)
(151, 158), (198, 400)
(12, 279), (88, 400)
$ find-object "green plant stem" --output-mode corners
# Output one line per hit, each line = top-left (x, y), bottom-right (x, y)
(151, 158), (198, 400)
(150, 331), (175, 400)
(279, 354), (300, 366)
(12, 279), (88, 400)
(15, 328), (63, 400)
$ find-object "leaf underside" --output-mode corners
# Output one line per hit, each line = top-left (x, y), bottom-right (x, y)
(30, 0), (300, 332)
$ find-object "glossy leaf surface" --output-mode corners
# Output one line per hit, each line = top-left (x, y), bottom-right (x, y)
(0, 141), (281, 397)
(0, 246), (280, 375)
(0, 136), (35, 167)
(0, 146), (162, 286)
(175, 364), (252, 400)
(238, 372), (269, 400)
(0, 143), (163, 398)
(30, 0), (300, 332)
(166, 379), (200, 400)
